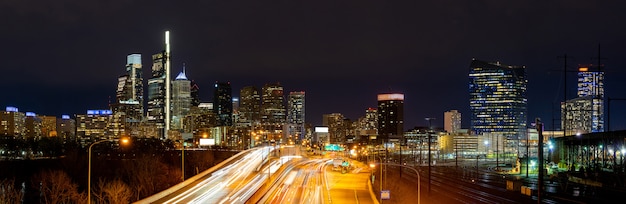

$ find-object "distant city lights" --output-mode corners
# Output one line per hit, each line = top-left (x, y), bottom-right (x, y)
(87, 110), (112, 115)
(5, 106), (18, 112)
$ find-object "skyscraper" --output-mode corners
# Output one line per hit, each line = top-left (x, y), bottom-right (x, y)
(562, 65), (605, 135)
(444, 110), (461, 133)
(287, 91), (305, 143)
(146, 31), (172, 139)
(261, 83), (286, 142)
(239, 86), (261, 124)
(171, 65), (191, 131)
(147, 51), (167, 138)
(323, 113), (347, 144)
(469, 59), (527, 139)
(213, 81), (233, 127)
(111, 54), (143, 136)
(377, 93), (404, 143)
(190, 80), (201, 107)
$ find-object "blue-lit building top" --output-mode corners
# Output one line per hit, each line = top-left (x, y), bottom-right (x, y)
(469, 59), (527, 139)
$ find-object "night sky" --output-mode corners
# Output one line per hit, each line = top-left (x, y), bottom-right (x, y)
(2, 1), (626, 130)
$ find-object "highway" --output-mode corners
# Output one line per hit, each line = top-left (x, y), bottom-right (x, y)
(134, 146), (276, 204)
(135, 145), (377, 204)
(256, 149), (376, 204)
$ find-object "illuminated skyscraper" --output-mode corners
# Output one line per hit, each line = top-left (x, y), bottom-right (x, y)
(111, 54), (143, 136)
(323, 113), (347, 144)
(147, 51), (167, 138)
(239, 86), (261, 124)
(261, 83), (286, 124)
(469, 59), (527, 139)
(261, 83), (286, 142)
(213, 81), (233, 127)
(562, 65), (604, 135)
(0, 107), (25, 137)
(287, 91), (305, 143)
(377, 93), (404, 143)
(171, 65), (191, 131)
(146, 31), (171, 139)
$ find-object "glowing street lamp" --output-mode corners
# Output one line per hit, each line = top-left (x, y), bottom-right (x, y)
(88, 137), (130, 204)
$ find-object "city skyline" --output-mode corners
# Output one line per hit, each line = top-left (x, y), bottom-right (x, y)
(3, 1), (626, 130)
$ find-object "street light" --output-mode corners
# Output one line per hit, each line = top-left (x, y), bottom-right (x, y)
(88, 137), (130, 204)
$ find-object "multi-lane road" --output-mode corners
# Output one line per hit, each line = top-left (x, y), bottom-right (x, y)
(135, 145), (377, 204)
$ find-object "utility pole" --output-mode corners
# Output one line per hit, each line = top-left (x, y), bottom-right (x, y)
(425, 117), (435, 195)
(536, 118), (544, 204)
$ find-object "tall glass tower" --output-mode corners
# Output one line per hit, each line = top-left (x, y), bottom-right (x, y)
(171, 65), (191, 131)
(469, 59), (527, 140)
(111, 54), (143, 136)
(146, 31), (171, 139)
(213, 81), (233, 127)
(287, 91), (305, 143)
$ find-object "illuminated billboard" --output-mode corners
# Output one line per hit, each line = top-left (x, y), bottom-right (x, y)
(5, 106), (18, 112)
(377, 93), (404, 101)
(315, 127), (328, 133)
(87, 110), (112, 115)
(199, 138), (215, 146)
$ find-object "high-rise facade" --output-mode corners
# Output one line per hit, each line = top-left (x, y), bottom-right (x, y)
(261, 83), (286, 142)
(190, 80), (201, 107)
(146, 31), (171, 139)
(171, 66), (191, 131)
(469, 59), (527, 139)
(147, 51), (167, 138)
(0, 107), (25, 137)
(111, 54), (143, 136)
(323, 113), (347, 144)
(213, 81), (233, 127)
(57, 115), (76, 142)
(444, 110), (461, 133)
(239, 86), (261, 124)
(287, 91), (305, 143)
(377, 93), (404, 143)
(562, 65), (605, 135)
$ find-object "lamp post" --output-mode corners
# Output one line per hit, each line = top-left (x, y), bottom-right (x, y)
(371, 155), (384, 203)
(88, 137), (129, 204)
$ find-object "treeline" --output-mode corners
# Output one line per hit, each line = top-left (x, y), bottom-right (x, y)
(0, 137), (238, 203)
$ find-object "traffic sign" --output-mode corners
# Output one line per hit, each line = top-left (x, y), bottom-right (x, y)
(381, 190), (390, 200)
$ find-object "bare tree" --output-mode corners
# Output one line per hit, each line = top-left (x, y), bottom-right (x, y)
(32, 169), (83, 204)
(0, 178), (23, 204)
(121, 154), (182, 200)
(93, 178), (132, 204)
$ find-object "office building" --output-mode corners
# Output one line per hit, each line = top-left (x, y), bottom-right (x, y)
(287, 91), (305, 143)
(146, 31), (171, 139)
(0, 107), (25, 137)
(377, 93), (404, 143)
(213, 81), (233, 127)
(469, 59), (527, 140)
(111, 54), (144, 136)
(323, 113), (347, 144)
(171, 65), (191, 131)
(562, 65), (604, 135)
(239, 86), (261, 124)
(261, 83), (286, 142)
(444, 110), (461, 133)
